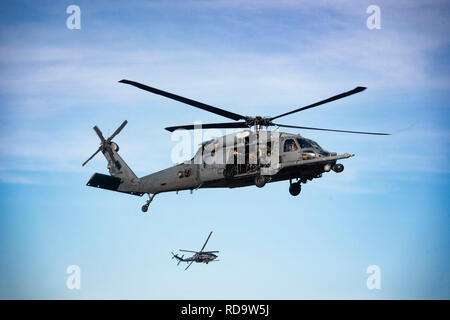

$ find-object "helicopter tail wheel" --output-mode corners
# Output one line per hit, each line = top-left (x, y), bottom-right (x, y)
(289, 182), (301, 196)
(255, 175), (266, 188)
(332, 163), (344, 173)
(141, 194), (156, 213)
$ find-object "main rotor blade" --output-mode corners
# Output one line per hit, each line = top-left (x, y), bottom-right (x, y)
(165, 121), (248, 132)
(185, 261), (194, 271)
(270, 86), (367, 121)
(106, 120), (128, 142)
(200, 231), (213, 252)
(119, 80), (246, 121)
(82, 147), (102, 166)
(93, 126), (106, 143)
(274, 123), (390, 135)
(202, 251), (219, 253)
(179, 250), (198, 253)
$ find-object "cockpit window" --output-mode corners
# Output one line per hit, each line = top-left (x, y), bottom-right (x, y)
(296, 138), (312, 149)
(308, 139), (324, 151)
(284, 139), (298, 152)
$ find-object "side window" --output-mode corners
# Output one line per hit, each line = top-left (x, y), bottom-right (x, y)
(284, 139), (298, 152)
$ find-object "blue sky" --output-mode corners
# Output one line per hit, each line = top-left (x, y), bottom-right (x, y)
(0, 0), (449, 299)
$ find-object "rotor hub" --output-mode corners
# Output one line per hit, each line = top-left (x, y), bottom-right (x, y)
(245, 117), (273, 128)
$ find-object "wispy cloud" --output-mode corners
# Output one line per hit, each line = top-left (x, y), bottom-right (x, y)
(0, 1), (449, 183)
(0, 171), (39, 185)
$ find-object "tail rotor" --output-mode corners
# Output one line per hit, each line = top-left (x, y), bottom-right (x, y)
(82, 120), (128, 167)
(171, 252), (184, 266)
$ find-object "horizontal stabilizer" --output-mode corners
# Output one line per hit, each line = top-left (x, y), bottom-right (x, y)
(86, 173), (143, 196)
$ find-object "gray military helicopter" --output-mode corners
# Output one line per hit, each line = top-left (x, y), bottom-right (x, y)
(171, 231), (219, 271)
(82, 80), (389, 212)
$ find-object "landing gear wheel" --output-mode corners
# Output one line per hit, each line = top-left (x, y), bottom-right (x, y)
(332, 163), (344, 173)
(141, 193), (156, 213)
(289, 182), (301, 196)
(255, 175), (266, 188)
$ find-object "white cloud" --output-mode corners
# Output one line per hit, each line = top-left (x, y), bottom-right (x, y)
(0, 0), (448, 183)
(0, 171), (39, 185)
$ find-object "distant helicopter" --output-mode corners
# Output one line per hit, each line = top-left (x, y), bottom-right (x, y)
(82, 80), (389, 213)
(171, 231), (219, 271)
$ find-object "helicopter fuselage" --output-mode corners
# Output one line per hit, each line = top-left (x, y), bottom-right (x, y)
(136, 130), (353, 194)
(183, 253), (217, 263)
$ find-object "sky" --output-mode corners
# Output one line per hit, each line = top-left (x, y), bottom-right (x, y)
(0, 0), (449, 299)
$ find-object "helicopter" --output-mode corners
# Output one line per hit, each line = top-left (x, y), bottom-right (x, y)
(171, 231), (219, 271)
(82, 79), (389, 213)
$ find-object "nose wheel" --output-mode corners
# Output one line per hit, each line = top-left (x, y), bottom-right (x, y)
(141, 194), (156, 213)
(289, 181), (301, 196)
